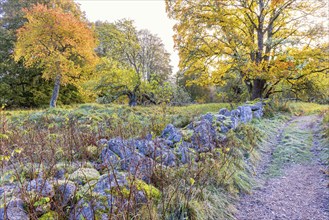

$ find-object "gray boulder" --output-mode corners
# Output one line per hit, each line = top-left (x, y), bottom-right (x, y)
(159, 150), (176, 167)
(70, 199), (107, 220)
(216, 115), (235, 133)
(120, 152), (154, 182)
(176, 143), (194, 164)
(231, 109), (240, 117)
(229, 109), (240, 129)
(93, 172), (127, 199)
(91, 173), (127, 212)
(249, 102), (263, 111)
(189, 119), (217, 152)
(253, 109), (263, 118)
(134, 139), (156, 157)
(69, 168), (100, 185)
(249, 102), (263, 118)
(100, 147), (120, 168)
(27, 179), (54, 197)
(0, 198), (29, 220)
(160, 124), (182, 147)
(107, 138), (134, 159)
(151, 138), (177, 166)
(238, 106), (253, 123)
(0, 208), (3, 220)
(55, 181), (76, 207)
(219, 108), (231, 116)
(201, 113), (215, 123)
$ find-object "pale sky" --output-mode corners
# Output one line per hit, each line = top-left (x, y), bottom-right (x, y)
(75, 0), (179, 74)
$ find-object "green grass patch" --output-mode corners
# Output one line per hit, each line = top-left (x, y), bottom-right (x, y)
(286, 102), (329, 116)
(265, 121), (314, 177)
(3, 103), (231, 140)
(319, 111), (329, 167)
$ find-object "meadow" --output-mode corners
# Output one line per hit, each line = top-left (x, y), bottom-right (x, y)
(1, 101), (328, 219)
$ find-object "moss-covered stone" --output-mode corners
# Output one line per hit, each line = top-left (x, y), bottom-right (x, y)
(135, 180), (161, 200)
(77, 180), (98, 197)
(55, 162), (76, 174)
(69, 168), (100, 185)
(181, 129), (194, 141)
(38, 211), (59, 220)
(86, 145), (99, 159)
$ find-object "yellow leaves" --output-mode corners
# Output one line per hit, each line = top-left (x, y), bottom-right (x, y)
(14, 4), (97, 84)
(189, 177), (195, 186)
(166, 0), (329, 99)
(270, 0), (285, 8)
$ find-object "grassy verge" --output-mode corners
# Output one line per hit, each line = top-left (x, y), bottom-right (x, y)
(319, 111), (329, 171)
(264, 119), (314, 177)
(285, 102), (328, 115)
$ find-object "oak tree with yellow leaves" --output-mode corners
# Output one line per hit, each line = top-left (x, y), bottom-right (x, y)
(166, 0), (328, 100)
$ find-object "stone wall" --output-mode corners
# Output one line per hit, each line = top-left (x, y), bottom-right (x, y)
(68, 102), (264, 219)
(0, 102), (264, 219)
(99, 102), (264, 178)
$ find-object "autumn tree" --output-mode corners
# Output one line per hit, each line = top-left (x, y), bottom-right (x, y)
(138, 29), (172, 82)
(94, 20), (172, 106)
(0, 0), (85, 107)
(14, 4), (97, 107)
(166, 0), (329, 100)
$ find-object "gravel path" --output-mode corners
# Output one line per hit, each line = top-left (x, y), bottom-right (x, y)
(235, 115), (329, 220)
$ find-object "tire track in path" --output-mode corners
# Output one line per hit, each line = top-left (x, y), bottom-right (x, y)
(235, 115), (329, 220)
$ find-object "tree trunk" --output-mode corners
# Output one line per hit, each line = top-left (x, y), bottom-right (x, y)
(251, 79), (266, 100)
(50, 74), (61, 108)
(128, 93), (137, 107)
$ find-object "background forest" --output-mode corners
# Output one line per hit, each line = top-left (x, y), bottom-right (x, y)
(0, 0), (328, 109)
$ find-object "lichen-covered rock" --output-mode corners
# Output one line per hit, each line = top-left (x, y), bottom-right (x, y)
(134, 179), (161, 201)
(54, 162), (87, 180)
(231, 109), (240, 117)
(219, 108), (231, 116)
(157, 149), (176, 167)
(238, 106), (253, 123)
(0, 208), (4, 220)
(189, 119), (217, 152)
(249, 102), (263, 111)
(216, 115), (239, 133)
(107, 138), (134, 159)
(93, 173), (127, 196)
(70, 199), (107, 220)
(38, 211), (58, 220)
(100, 146), (120, 168)
(134, 139), (155, 157)
(69, 168), (100, 185)
(253, 109), (263, 118)
(160, 124), (182, 147)
(27, 179), (54, 197)
(55, 181), (76, 207)
(0, 198), (29, 220)
(91, 173), (127, 211)
(249, 102), (263, 118)
(0, 185), (17, 204)
(201, 113), (215, 123)
(176, 143), (194, 164)
(181, 129), (194, 142)
(120, 152), (154, 182)
(229, 109), (240, 129)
